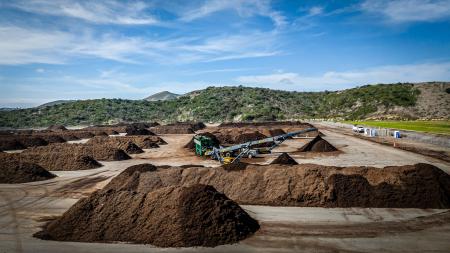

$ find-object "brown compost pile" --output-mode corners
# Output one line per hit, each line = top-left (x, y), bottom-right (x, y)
(101, 163), (450, 208)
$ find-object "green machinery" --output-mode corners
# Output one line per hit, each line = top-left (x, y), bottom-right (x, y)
(194, 127), (317, 164)
(193, 135), (216, 156)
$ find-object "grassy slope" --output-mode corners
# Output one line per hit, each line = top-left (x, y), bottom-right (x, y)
(345, 120), (450, 135)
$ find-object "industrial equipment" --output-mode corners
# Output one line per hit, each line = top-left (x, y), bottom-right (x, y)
(194, 127), (317, 164)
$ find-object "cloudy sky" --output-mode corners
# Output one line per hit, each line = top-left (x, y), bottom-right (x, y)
(1, 0), (450, 107)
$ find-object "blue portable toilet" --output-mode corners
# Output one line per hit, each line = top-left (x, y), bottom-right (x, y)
(394, 131), (401, 138)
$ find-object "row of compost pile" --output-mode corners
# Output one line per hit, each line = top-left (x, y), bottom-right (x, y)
(0, 153), (56, 183)
(107, 163), (450, 208)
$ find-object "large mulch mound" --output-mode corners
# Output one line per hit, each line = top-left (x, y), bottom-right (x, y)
(88, 136), (163, 149)
(152, 125), (195, 134)
(298, 135), (337, 152)
(35, 184), (259, 247)
(271, 153), (298, 165)
(166, 122), (206, 131)
(108, 163), (450, 208)
(23, 143), (130, 161)
(0, 136), (48, 150)
(86, 137), (144, 154)
(35, 135), (67, 144)
(0, 154), (56, 183)
(125, 125), (155, 136)
(47, 125), (67, 131)
(17, 151), (102, 171)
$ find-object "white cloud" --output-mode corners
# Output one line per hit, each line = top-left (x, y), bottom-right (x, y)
(236, 62), (450, 90)
(308, 6), (324, 16)
(360, 0), (450, 23)
(0, 25), (280, 65)
(179, 0), (287, 28)
(6, 0), (158, 25)
(35, 68), (45, 73)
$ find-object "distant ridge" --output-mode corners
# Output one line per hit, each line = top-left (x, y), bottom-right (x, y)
(145, 91), (180, 101)
(38, 100), (76, 108)
(1, 82), (448, 128)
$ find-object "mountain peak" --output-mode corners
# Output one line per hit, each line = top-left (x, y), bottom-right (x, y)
(144, 91), (180, 101)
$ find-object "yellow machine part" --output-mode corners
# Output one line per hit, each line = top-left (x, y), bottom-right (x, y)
(222, 157), (235, 164)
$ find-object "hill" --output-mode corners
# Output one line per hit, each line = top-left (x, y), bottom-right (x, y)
(38, 100), (76, 108)
(144, 91), (180, 101)
(0, 82), (448, 128)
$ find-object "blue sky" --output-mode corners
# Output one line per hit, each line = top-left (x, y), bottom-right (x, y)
(1, 0), (450, 107)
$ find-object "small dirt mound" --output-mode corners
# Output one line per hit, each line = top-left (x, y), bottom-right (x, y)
(271, 153), (298, 165)
(47, 125), (67, 131)
(35, 184), (259, 247)
(0, 154), (56, 183)
(268, 128), (286, 137)
(298, 136), (337, 152)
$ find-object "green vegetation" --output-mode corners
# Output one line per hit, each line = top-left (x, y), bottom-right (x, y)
(0, 83), (422, 128)
(345, 120), (450, 135)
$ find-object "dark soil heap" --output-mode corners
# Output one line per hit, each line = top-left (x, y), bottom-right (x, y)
(0, 154), (56, 183)
(0, 139), (25, 150)
(23, 143), (130, 161)
(166, 122), (206, 131)
(271, 153), (298, 165)
(125, 125), (155, 136)
(298, 135), (337, 152)
(86, 137), (144, 154)
(36, 135), (66, 144)
(47, 125), (67, 131)
(35, 184), (259, 247)
(117, 163), (450, 208)
(17, 151), (101, 171)
(88, 136), (162, 150)
(103, 163), (158, 191)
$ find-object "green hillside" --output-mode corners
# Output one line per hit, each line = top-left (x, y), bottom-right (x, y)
(0, 83), (426, 128)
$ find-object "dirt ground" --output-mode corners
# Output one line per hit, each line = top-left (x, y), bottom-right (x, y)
(1, 127), (449, 252)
